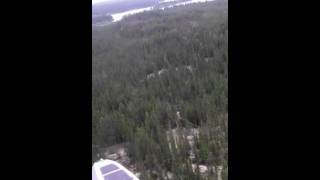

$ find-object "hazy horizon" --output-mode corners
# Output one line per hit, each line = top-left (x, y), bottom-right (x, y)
(92, 0), (111, 5)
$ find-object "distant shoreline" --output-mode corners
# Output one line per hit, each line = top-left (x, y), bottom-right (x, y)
(93, 0), (216, 26)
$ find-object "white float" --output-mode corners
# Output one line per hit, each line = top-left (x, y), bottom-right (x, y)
(92, 159), (139, 180)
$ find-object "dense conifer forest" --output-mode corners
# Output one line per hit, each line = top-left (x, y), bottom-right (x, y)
(92, 0), (227, 179)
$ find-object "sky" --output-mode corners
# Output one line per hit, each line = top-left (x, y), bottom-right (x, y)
(92, 0), (110, 4)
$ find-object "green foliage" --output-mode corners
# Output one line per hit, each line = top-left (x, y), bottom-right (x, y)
(93, 0), (228, 179)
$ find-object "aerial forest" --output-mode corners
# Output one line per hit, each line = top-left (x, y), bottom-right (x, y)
(92, 0), (228, 179)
